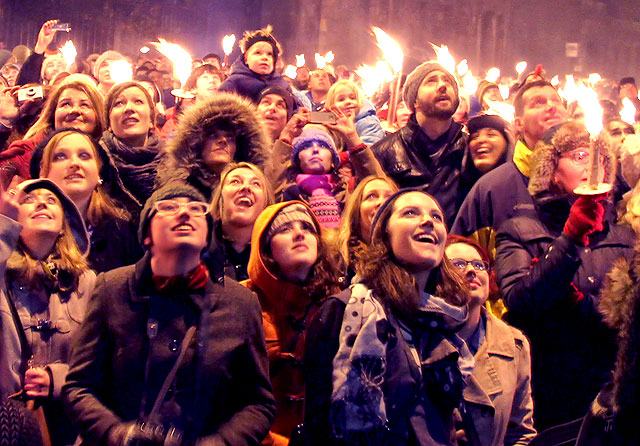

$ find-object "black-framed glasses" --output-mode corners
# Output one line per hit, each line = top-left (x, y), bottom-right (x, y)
(153, 200), (210, 216)
(450, 258), (490, 272)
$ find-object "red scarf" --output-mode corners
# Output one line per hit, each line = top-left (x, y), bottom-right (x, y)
(152, 263), (209, 294)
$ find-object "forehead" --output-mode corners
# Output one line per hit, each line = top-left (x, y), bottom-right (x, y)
(248, 41), (272, 53)
(24, 188), (59, 201)
(259, 94), (285, 104)
(608, 120), (630, 130)
(392, 192), (441, 212)
(224, 167), (262, 183)
(56, 133), (94, 149)
(59, 88), (88, 100)
(362, 179), (394, 195)
(445, 242), (482, 260)
(311, 70), (328, 78)
(117, 86), (147, 99)
(421, 69), (451, 83)
(334, 85), (355, 96)
(522, 85), (561, 104)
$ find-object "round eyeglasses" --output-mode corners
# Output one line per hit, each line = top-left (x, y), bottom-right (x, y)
(450, 258), (490, 272)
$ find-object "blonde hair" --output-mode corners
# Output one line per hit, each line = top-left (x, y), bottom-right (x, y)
(325, 79), (363, 112)
(8, 209), (88, 285)
(334, 175), (398, 266)
(39, 129), (130, 225)
(24, 74), (106, 140)
(210, 162), (274, 222)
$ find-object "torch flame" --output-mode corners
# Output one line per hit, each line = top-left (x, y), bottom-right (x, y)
(575, 84), (603, 137)
(559, 75), (578, 104)
(139, 46), (150, 54)
(485, 99), (515, 123)
(588, 73), (602, 86)
(295, 54), (305, 67)
(315, 53), (326, 69)
(621, 97), (636, 125)
(222, 34), (236, 56)
(151, 38), (193, 88)
(355, 61), (393, 98)
(551, 75), (560, 87)
(515, 61), (527, 75)
(59, 40), (77, 69)
(462, 71), (478, 96)
(499, 85), (510, 100)
(431, 44), (455, 75)
(108, 60), (133, 84)
(324, 51), (335, 64)
(284, 65), (298, 80)
(372, 27), (404, 73)
(485, 67), (500, 83)
(456, 59), (468, 76)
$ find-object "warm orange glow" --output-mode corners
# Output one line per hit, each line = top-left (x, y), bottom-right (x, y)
(222, 34), (236, 56)
(151, 38), (192, 87)
(372, 27), (404, 73)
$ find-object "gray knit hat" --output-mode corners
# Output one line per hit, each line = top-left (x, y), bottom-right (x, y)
(93, 50), (126, 79)
(138, 182), (211, 246)
(403, 61), (459, 112)
(264, 203), (317, 247)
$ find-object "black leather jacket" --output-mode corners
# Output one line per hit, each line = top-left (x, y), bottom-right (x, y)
(371, 116), (469, 226)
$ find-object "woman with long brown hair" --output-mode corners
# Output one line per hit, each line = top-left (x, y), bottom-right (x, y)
(304, 189), (471, 446)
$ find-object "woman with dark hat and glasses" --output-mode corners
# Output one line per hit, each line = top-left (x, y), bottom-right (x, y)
(63, 182), (275, 446)
(0, 178), (94, 446)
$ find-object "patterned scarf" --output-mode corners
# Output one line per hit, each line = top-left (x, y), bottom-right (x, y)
(296, 173), (340, 229)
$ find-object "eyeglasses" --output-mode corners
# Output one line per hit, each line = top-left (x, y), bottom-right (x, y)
(154, 200), (210, 216)
(561, 150), (605, 167)
(450, 258), (490, 272)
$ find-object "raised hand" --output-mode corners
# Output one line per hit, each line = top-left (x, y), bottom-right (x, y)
(34, 20), (60, 55)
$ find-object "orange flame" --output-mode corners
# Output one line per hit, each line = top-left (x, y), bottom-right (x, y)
(372, 27), (404, 73)
(58, 40), (77, 69)
(295, 54), (305, 67)
(151, 38), (193, 87)
(431, 44), (455, 74)
(621, 97), (636, 125)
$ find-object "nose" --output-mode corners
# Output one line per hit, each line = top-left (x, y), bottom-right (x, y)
(464, 263), (477, 277)
(291, 226), (306, 241)
(419, 214), (435, 228)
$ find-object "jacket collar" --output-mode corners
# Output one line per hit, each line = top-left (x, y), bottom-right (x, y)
(513, 139), (533, 178)
(463, 309), (518, 407)
(129, 252), (219, 309)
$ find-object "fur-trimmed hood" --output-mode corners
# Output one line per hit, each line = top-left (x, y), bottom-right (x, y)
(156, 92), (270, 199)
(528, 120), (616, 196)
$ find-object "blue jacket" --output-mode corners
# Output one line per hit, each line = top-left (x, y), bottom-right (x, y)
(218, 58), (293, 104)
(354, 100), (385, 146)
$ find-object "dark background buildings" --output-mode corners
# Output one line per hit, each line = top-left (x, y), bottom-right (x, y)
(1, 0), (639, 79)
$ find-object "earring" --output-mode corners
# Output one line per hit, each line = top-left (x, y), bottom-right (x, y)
(98, 178), (103, 184)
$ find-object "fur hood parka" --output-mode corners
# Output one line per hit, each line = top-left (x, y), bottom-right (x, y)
(156, 92), (271, 199)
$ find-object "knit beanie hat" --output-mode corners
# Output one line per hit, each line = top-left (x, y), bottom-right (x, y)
(259, 85), (295, 119)
(93, 50), (126, 79)
(403, 61), (459, 112)
(264, 203), (317, 246)
(476, 79), (499, 104)
(239, 26), (282, 65)
(528, 120), (615, 196)
(467, 114), (509, 143)
(292, 127), (340, 169)
(138, 182), (211, 246)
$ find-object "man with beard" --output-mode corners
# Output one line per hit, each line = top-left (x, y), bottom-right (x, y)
(372, 61), (468, 226)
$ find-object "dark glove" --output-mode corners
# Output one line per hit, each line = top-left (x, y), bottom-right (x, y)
(107, 422), (166, 446)
(563, 195), (606, 245)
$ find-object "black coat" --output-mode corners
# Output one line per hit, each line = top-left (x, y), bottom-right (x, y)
(218, 58), (293, 105)
(371, 117), (469, 227)
(88, 216), (143, 273)
(495, 195), (635, 430)
(62, 254), (275, 446)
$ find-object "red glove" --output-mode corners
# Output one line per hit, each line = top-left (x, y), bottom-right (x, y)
(563, 195), (606, 245)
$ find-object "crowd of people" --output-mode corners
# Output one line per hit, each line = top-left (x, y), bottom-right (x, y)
(1, 17), (640, 446)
